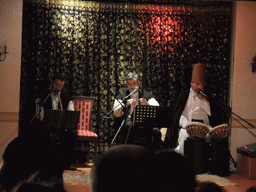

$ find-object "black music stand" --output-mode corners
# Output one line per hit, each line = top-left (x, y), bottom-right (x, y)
(43, 109), (81, 170)
(133, 105), (160, 127)
(43, 109), (80, 130)
(131, 105), (160, 148)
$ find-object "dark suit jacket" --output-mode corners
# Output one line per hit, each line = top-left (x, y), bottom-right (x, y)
(43, 91), (72, 111)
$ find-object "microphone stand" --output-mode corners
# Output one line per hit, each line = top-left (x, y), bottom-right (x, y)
(199, 90), (255, 168)
(104, 92), (129, 118)
(104, 86), (139, 118)
(109, 87), (140, 144)
(199, 90), (255, 129)
(111, 98), (129, 145)
(110, 86), (142, 144)
(31, 90), (52, 123)
(97, 77), (134, 145)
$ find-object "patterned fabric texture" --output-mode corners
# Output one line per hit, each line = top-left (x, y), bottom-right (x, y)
(73, 99), (98, 138)
(19, 0), (232, 160)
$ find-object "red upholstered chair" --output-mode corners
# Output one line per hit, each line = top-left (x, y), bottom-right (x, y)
(73, 96), (99, 163)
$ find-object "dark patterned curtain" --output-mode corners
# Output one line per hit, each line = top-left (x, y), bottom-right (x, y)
(20, 0), (232, 157)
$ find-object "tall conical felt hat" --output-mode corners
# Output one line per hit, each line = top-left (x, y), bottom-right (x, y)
(191, 63), (205, 83)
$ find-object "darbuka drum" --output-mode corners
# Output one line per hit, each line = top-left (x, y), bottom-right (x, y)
(209, 124), (229, 140)
(186, 122), (210, 138)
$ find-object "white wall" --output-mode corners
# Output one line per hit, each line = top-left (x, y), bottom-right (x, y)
(0, 0), (22, 112)
(0, 0), (23, 163)
(232, 1), (256, 118)
(0, 0), (256, 164)
(230, 1), (256, 161)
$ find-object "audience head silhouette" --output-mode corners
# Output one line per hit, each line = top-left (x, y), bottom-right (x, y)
(247, 186), (256, 192)
(16, 183), (61, 192)
(90, 145), (196, 192)
(0, 134), (65, 192)
(154, 148), (197, 192)
(90, 144), (163, 192)
(196, 181), (227, 192)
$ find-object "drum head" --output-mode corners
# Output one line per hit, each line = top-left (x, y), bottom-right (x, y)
(185, 122), (210, 138)
(209, 123), (229, 140)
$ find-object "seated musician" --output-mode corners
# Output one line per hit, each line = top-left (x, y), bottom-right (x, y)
(112, 72), (161, 148)
(35, 73), (74, 121)
(164, 63), (226, 155)
(34, 73), (77, 170)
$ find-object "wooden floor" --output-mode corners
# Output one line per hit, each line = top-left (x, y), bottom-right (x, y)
(223, 173), (256, 192)
(64, 166), (256, 192)
(64, 166), (91, 192)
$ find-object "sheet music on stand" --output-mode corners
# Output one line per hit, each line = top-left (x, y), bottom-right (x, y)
(133, 105), (160, 127)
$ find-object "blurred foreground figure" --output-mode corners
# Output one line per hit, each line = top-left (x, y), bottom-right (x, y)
(89, 145), (196, 192)
(0, 134), (65, 192)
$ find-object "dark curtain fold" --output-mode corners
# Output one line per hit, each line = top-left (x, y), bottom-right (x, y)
(20, 0), (232, 158)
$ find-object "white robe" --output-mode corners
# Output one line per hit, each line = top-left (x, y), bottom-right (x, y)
(175, 88), (211, 155)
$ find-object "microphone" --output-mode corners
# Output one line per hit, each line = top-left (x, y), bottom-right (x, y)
(46, 86), (55, 92)
(48, 86), (60, 95)
(35, 98), (42, 106)
(199, 89), (209, 99)
(124, 86), (139, 100)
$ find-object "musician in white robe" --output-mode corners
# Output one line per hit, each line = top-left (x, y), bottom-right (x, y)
(164, 63), (225, 155)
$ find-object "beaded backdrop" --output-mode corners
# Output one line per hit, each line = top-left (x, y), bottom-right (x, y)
(20, 0), (232, 157)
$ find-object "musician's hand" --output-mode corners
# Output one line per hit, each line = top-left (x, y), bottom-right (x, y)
(127, 99), (137, 106)
(198, 94), (204, 100)
(139, 98), (149, 105)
